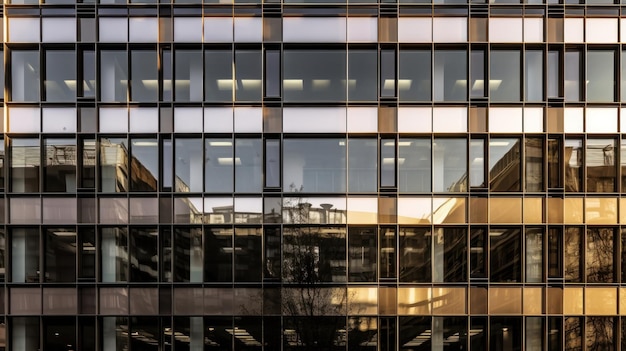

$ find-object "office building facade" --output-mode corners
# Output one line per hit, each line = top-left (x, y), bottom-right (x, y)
(1, 0), (626, 350)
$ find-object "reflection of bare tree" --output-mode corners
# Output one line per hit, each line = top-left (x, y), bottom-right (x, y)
(586, 228), (614, 283)
(281, 187), (359, 351)
(586, 317), (614, 351)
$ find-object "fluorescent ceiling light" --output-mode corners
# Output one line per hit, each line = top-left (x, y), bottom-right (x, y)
(283, 79), (303, 90)
(240, 79), (262, 89)
(489, 141), (511, 147)
(141, 79), (159, 88)
(312, 79), (330, 89)
(455, 79), (467, 87)
(489, 79), (503, 90)
(217, 79), (234, 90)
(209, 141), (233, 147)
(64, 80), (77, 89)
(217, 157), (242, 165)
(472, 79), (484, 91)
(132, 141), (158, 147)
(383, 79), (395, 90)
(398, 79), (412, 90)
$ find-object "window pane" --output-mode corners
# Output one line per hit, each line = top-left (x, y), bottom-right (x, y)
(130, 138), (158, 192)
(587, 139), (616, 192)
(433, 227), (467, 282)
(11, 139), (40, 193)
(100, 50), (127, 102)
(131, 50), (158, 101)
(235, 139), (262, 193)
(205, 50), (233, 102)
(348, 138), (377, 192)
(349, 50), (377, 101)
(586, 317), (615, 351)
(399, 227), (431, 282)
(470, 227), (487, 278)
(565, 139), (583, 192)
(348, 227), (376, 282)
(100, 138), (128, 192)
(44, 138), (77, 192)
(82, 51), (96, 98)
(234, 227), (262, 282)
(284, 227), (346, 283)
(434, 138), (467, 192)
(525, 50), (543, 102)
(489, 138), (521, 191)
(526, 228), (543, 282)
(490, 50), (521, 102)
(175, 50), (203, 101)
(45, 51), (76, 102)
(548, 50), (560, 99)
(470, 139), (485, 187)
(235, 50), (262, 101)
(173, 227), (202, 282)
(284, 50), (346, 102)
(11, 228), (39, 282)
(586, 227), (615, 283)
(434, 50), (467, 101)
(283, 139), (346, 193)
(490, 228), (521, 282)
(175, 139), (203, 192)
(399, 139), (431, 192)
(399, 50), (431, 101)
(587, 50), (615, 102)
(205, 138), (233, 193)
(565, 51), (582, 102)
(380, 139), (395, 187)
(11, 51), (40, 102)
(470, 49), (485, 98)
(45, 228), (76, 282)
(525, 137), (543, 192)
(265, 140), (280, 188)
(129, 228), (158, 282)
(100, 227), (128, 282)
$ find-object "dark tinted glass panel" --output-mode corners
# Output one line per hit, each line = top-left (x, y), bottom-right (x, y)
(11, 228), (39, 283)
(345, 50), (379, 101)
(45, 228), (76, 282)
(434, 50), (467, 101)
(525, 50), (543, 102)
(264, 227), (281, 281)
(235, 50), (262, 101)
(44, 138), (77, 192)
(205, 139), (233, 193)
(173, 227), (202, 282)
(130, 228), (158, 282)
(398, 50), (431, 101)
(586, 227), (615, 283)
(470, 228), (487, 278)
(284, 50), (346, 102)
(11, 51), (39, 101)
(525, 137), (543, 192)
(100, 138), (128, 192)
(234, 227), (262, 282)
(379, 227), (396, 279)
(283, 139), (346, 193)
(205, 50), (233, 102)
(399, 317), (431, 349)
(489, 138), (521, 191)
(490, 317), (522, 351)
(586, 317), (614, 350)
(434, 227), (467, 282)
(434, 138), (467, 192)
(283, 227), (346, 283)
(45, 51), (76, 102)
(564, 227), (583, 282)
(100, 227), (128, 282)
(43, 317), (75, 351)
(548, 227), (562, 278)
(205, 227), (232, 282)
(12, 317), (39, 351)
(399, 227), (431, 282)
(399, 139), (431, 192)
(565, 317), (582, 351)
(587, 50), (615, 102)
(11, 139), (40, 193)
(348, 138), (377, 192)
(490, 50), (520, 102)
(548, 138), (562, 188)
(175, 50), (203, 101)
(526, 228), (543, 282)
(100, 50), (127, 102)
(490, 227), (521, 282)
(348, 227), (376, 282)
(130, 317), (159, 351)
(131, 50), (158, 101)
(587, 139), (616, 192)
(78, 228), (95, 280)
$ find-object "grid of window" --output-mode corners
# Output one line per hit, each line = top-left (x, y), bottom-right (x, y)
(4, 2), (626, 351)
